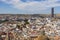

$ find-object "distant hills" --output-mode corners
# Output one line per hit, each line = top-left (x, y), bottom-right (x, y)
(0, 14), (60, 18)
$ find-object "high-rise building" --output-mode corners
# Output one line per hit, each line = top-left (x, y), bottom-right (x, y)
(51, 7), (54, 17)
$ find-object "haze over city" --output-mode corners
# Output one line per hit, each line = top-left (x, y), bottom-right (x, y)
(0, 0), (60, 14)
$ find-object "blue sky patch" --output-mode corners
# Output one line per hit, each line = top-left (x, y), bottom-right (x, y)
(21, 0), (45, 2)
(0, 0), (60, 14)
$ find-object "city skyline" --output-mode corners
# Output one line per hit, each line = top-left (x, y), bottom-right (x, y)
(0, 0), (60, 14)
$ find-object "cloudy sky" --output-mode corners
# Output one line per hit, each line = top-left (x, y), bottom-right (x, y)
(0, 0), (60, 14)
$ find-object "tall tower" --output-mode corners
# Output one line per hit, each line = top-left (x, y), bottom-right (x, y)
(51, 7), (54, 17)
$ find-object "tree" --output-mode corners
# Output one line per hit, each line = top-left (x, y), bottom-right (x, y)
(38, 30), (50, 40)
(24, 19), (29, 25)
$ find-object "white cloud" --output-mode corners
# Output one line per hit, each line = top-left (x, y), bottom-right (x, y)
(0, 0), (60, 12)
(0, 0), (19, 4)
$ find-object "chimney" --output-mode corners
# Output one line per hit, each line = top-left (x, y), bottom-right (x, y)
(51, 7), (54, 17)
